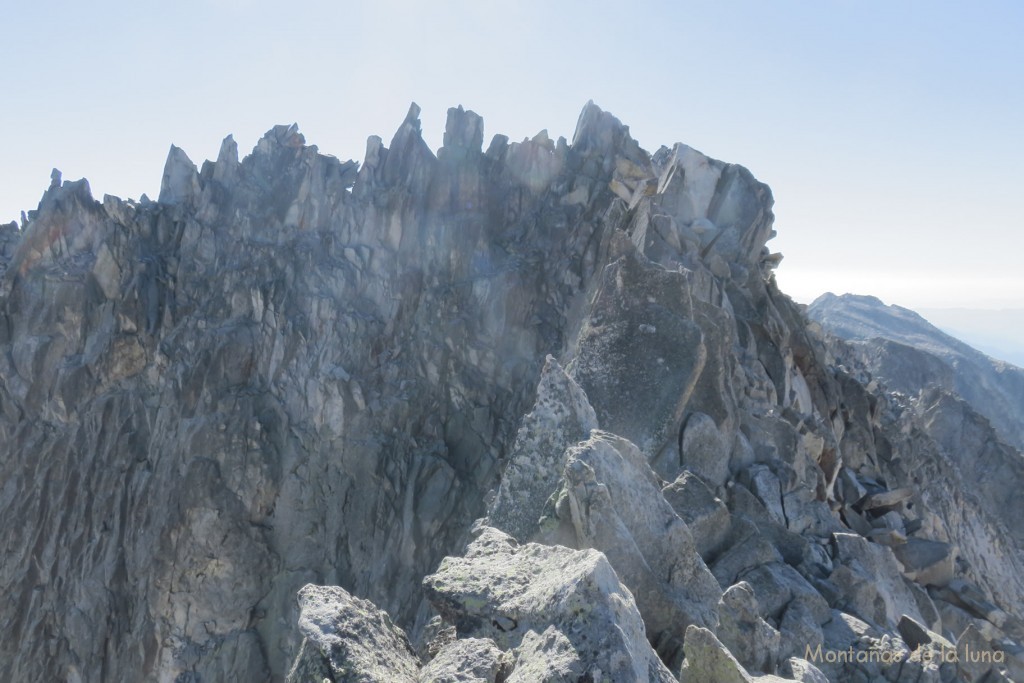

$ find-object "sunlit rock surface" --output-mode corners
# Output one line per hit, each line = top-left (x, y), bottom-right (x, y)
(1, 102), (1021, 682)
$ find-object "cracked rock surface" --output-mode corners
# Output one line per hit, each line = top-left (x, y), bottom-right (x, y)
(1, 102), (1022, 682)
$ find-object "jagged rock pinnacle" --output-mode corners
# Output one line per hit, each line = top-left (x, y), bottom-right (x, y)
(0, 102), (1020, 683)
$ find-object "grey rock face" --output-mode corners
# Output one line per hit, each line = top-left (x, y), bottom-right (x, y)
(557, 432), (722, 667)
(286, 584), (419, 683)
(422, 527), (676, 683)
(662, 470), (731, 560)
(567, 249), (707, 460)
(2, 101), (1023, 683)
(717, 581), (782, 673)
(780, 658), (829, 683)
(487, 355), (597, 542)
(416, 637), (511, 683)
(830, 533), (926, 628)
(679, 625), (756, 683)
(0, 103), (630, 681)
(681, 411), (731, 487)
(892, 537), (956, 587)
(813, 611), (915, 682)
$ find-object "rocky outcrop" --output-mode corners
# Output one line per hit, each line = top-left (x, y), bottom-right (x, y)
(1, 102), (1021, 683)
(286, 584), (419, 682)
(424, 526), (677, 682)
(487, 356), (597, 542)
(0, 103), (629, 681)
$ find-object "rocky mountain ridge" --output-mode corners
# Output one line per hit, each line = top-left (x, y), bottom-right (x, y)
(808, 292), (1024, 453)
(1, 102), (1021, 682)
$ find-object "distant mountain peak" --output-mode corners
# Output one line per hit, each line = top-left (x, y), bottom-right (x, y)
(809, 291), (1024, 451)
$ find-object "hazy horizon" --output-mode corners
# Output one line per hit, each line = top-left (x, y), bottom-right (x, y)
(797, 292), (1024, 368)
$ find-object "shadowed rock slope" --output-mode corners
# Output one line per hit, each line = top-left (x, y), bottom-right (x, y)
(1, 103), (1021, 682)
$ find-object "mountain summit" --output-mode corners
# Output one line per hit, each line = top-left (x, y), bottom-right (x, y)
(1, 103), (1021, 682)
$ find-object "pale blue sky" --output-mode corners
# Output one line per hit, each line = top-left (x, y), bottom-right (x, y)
(2, 1), (1022, 309)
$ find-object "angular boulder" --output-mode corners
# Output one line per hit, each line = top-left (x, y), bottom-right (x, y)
(422, 527), (676, 683)
(558, 432), (722, 665)
(286, 584), (419, 683)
